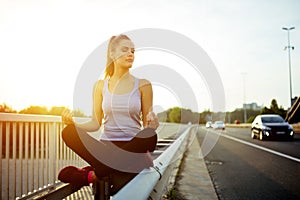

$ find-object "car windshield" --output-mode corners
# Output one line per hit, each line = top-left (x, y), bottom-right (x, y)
(215, 121), (224, 124)
(261, 116), (285, 123)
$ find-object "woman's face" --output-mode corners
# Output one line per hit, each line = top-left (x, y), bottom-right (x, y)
(112, 39), (135, 68)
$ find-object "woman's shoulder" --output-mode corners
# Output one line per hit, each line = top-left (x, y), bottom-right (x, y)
(94, 79), (106, 91)
(138, 78), (151, 88)
(138, 78), (152, 95)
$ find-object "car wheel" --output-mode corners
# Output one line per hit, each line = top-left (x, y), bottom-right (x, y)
(251, 130), (256, 139)
(259, 131), (264, 141)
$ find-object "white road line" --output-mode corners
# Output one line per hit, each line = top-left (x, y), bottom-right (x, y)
(213, 130), (300, 163)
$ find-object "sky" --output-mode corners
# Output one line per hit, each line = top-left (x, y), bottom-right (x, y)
(1, 0), (300, 115)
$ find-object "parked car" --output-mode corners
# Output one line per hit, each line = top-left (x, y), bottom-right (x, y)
(212, 121), (225, 130)
(206, 121), (213, 128)
(251, 114), (294, 140)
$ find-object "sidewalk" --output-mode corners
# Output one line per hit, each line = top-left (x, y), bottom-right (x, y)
(174, 136), (218, 200)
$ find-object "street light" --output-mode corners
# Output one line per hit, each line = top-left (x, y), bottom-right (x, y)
(282, 26), (295, 106)
(241, 72), (247, 123)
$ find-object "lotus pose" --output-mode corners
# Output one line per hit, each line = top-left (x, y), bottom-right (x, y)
(58, 34), (159, 189)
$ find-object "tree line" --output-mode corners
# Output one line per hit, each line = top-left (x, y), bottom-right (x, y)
(1, 98), (288, 123)
(157, 99), (288, 124)
(0, 103), (86, 117)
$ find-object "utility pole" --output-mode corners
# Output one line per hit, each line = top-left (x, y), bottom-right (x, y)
(241, 72), (247, 123)
(282, 26), (295, 106)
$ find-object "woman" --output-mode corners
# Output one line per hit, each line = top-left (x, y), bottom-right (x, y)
(58, 34), (159, 189)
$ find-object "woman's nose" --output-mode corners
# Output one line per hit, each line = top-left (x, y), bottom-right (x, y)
(127, 51), (134, 56)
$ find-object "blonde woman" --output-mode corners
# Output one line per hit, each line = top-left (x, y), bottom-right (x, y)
(58, 34), (159, 189)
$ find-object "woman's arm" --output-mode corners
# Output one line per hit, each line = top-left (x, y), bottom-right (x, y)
(139, 79), (159, 130)
(62, 80), (104, 132)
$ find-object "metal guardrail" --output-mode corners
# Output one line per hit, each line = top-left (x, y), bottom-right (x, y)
(113, 125), (195, 200)
(286, 96), (300, 123)
(1, 113), (195, 199)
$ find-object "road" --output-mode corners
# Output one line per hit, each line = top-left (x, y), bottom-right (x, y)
(197, 127), (300, 200)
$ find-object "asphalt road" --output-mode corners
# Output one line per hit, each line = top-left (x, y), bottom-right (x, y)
(197, 127), (300, 200)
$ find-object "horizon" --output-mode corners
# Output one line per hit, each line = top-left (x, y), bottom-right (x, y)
(0, 98), (287, 115)
(1, 0), (299, 115)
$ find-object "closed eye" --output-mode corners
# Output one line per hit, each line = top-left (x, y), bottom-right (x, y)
(121, 46), (129, 52)
(120, 46), (135, 54)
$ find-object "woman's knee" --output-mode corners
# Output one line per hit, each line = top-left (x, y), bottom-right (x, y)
(61, 124), (77, 145)
(139, 128), (157, 152)
(138, 128), (157, 139)
(148, 133), (157, 152)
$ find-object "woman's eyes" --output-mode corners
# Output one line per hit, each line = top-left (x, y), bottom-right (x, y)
(121, 47), (129, 52)
(121, 47), (135, 53)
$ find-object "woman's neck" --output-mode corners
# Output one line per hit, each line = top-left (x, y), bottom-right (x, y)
(111, 67), (130, 81)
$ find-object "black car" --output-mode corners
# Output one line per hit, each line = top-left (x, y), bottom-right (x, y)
(251, 114), (294, 140)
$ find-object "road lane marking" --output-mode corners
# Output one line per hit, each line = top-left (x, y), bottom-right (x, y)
(210, 130), (300, 163)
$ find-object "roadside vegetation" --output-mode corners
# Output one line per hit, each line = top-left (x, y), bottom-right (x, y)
(0, 98), (290, 123)
(0, 103), (86, 117)
(157, 99), (288, 124)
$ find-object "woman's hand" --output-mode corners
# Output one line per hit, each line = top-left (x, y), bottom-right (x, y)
(62, 108), (75, 125)
(146, 111), (159, 130)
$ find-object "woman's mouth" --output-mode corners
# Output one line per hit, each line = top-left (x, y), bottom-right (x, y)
(126, 58), (133, 62)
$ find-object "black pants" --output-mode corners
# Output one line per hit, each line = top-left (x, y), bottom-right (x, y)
(62, 125), (157, 178)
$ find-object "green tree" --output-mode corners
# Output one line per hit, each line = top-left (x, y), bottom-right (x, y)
(168, 107), (181, 123)
(260, 106), (273, 114)
(200, 109), (212, 124)
(19, 106), (48, 115)
(181, 108), (200, 124)
(73, 109), (87, 117)
(260, 99), (287, 118)
(48, 106), (66, 116)
(270, 99), (279, 112)
(0, 103), (16, 113)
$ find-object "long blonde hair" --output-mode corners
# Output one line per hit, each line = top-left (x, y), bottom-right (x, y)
(104, 34), (132, 79)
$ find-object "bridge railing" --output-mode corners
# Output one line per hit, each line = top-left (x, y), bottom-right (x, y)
(0, 113), (90, 200)
(1, 113), (195, 199)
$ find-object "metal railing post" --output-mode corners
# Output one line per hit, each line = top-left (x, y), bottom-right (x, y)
(0, 122), (2, 199)
(94, 177), (111, 200)
(48, 122), (57, 186)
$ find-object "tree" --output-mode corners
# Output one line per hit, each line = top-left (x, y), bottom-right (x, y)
(168, 107), (181, 123)
(0, 103), (16, 113)
(260, 99), (287, 118)
(73, 109), (86, 117)
(200, 109), (212, 124)
(19, 106), (48, 115)
(181, 108), (200, 124)
(270, 99), (279, 112)
(48, 106), (66, 116)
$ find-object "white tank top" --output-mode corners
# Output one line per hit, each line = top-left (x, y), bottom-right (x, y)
(100, 77), (142, 141)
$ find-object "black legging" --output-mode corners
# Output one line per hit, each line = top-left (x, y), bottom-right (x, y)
(62, 125), (157, 178)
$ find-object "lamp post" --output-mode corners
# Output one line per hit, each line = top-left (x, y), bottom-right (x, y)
(282, 26), (295, 106)
(241, 72), (247, 123)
